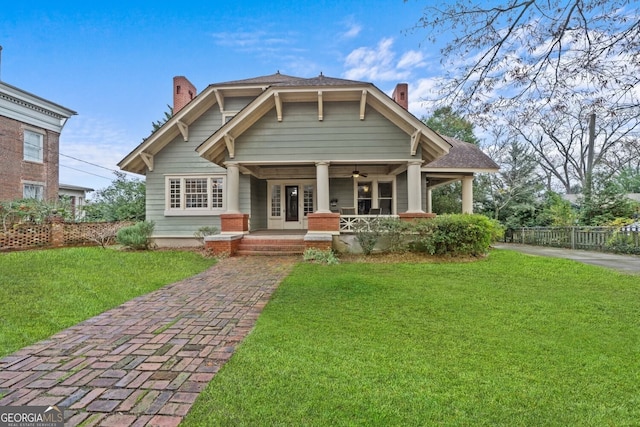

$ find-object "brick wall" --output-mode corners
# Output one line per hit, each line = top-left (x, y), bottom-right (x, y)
(0, 115), (60, 201)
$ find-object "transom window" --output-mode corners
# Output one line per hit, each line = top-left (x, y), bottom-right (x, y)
(24, 130), (44, 163)
(165, 175), (225, 215)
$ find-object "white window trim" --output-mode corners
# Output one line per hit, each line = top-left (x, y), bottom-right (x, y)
(222, 111), (240, 125)
(22, 181), (45, 200)
(23, 128), (45, 163)
(164, 174), (226, 216)
(353, 176), (397, 215)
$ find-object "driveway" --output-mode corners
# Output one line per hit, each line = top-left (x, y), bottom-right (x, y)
(494, 243), (640, 274)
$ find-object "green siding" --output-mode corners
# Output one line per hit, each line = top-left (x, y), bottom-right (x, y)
(233, 102), (412, 162)
(250, 176), (267, 230)
(329, 178), (354, 212)
(396, 171), (408, 213)
(146, 107), (228, 237)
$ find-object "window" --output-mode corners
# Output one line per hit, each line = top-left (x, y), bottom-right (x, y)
(357, 182), (372, 215)
(378, 182), (393, 215)
(24, 130), (44, 162)
(165, 176), (225, 215)
(355, 178), (395, 215)
(303, 185), (314, 216)
(271, 185), (281, 217)
(23, 184), (44, 200)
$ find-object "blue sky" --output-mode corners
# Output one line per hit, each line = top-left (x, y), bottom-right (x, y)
(2, 1), (449, 192)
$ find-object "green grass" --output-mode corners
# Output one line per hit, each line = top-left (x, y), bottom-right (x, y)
(183, 250), (640, 426)
(0, 247), (216, 357)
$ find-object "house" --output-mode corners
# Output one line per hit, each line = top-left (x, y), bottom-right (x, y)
(58, 183), (93, 219)
(118, 73), (498, 253)
(0, 80), (76, 202)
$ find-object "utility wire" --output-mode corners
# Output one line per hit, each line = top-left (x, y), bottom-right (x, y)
(59, 164), (113, 181)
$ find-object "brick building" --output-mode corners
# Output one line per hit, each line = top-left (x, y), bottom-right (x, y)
(0, 81), (76, 202)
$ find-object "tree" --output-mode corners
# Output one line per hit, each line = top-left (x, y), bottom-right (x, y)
(514, 100), (640, 194)
(411, 0), (640, 113)
(423, 107), (481, 213)
(84, 172), (145, 222)
(579, 173), (638, 225)
(478, 128), (544, 227)
(151, 104), (173, 132)
(423, 107), (480, 145)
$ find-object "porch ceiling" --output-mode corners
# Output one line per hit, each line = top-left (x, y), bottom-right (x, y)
(237, 162), (408, 180)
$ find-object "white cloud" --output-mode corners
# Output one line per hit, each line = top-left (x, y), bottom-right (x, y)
(343, 38), (426, 82)
(59, 116), (141, 191)
(397, 51), (426, 69)
(343, 22), (362, 39)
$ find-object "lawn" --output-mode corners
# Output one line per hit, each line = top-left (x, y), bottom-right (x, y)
(183, 249), (640, 426)
(0, 247), (216, 357)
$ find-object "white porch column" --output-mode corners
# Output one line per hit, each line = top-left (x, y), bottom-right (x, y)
(426, 187), (433, 213)
(315, 161), (331, 213)
(406, 161), (424, 213)
(226, 162), (240, 213)
(462, 175), (474, 214)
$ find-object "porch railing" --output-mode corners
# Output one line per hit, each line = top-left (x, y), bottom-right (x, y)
(339, 215), (398, 233)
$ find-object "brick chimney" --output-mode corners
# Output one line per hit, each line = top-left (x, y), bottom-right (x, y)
(392, 83), (408, 110)
(173, 76), (197, 113)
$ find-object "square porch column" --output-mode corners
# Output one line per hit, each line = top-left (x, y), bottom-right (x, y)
(462, 175), (474, 214)
(406, 160), (424, 213)
(307, 161), (340, 233)
(221, 162), (249, 233)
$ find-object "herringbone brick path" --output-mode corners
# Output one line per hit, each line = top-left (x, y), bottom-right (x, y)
(0, 256), (296, 426)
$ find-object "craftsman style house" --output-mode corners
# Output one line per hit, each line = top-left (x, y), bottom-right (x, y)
(118, 73), (497, 253)
(0, 81), (76, 202)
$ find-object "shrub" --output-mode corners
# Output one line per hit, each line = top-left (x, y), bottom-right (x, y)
(194, 226), (219, 244)
(116, 221), (155, 250)
(86, 223), (124, 248)
(605, 228), (640, 255)
(1, 198), (74, 231)
(303, 248), (339, 265)
(407, 214), (503, 256)
(353, 218), (382, 255)
(378, 218), (410, 252)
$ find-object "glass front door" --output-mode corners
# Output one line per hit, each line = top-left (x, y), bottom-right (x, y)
(285, 185), (299, 222)
(268, 181), (314, 229)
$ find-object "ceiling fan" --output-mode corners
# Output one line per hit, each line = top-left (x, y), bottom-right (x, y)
(352, 166), (367, 178)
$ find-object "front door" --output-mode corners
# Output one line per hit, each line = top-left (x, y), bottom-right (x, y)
(268, 180), (315, 230)
(284, 185), (300, 228)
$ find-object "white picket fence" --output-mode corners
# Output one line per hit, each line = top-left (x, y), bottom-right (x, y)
(509, 226), (640, 251)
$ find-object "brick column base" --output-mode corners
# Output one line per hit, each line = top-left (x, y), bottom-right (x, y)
(304, 233), (333, 251)
(204, 234), (243, 256)
(307, 212), (340, 233)
(220, 213), (249, 233)
(398, 212), (437, 222)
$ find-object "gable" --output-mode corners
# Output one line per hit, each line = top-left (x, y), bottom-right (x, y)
(119, 74), (452, 175)
(196, 85), (451, 166)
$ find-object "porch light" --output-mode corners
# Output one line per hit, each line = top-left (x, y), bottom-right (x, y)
(352, 170), (360, 178)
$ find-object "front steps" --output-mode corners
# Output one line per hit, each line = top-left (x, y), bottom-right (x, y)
(236, 234), (306, 256)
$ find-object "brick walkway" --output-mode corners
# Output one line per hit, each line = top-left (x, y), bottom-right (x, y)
(0, 256), (296, 426)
